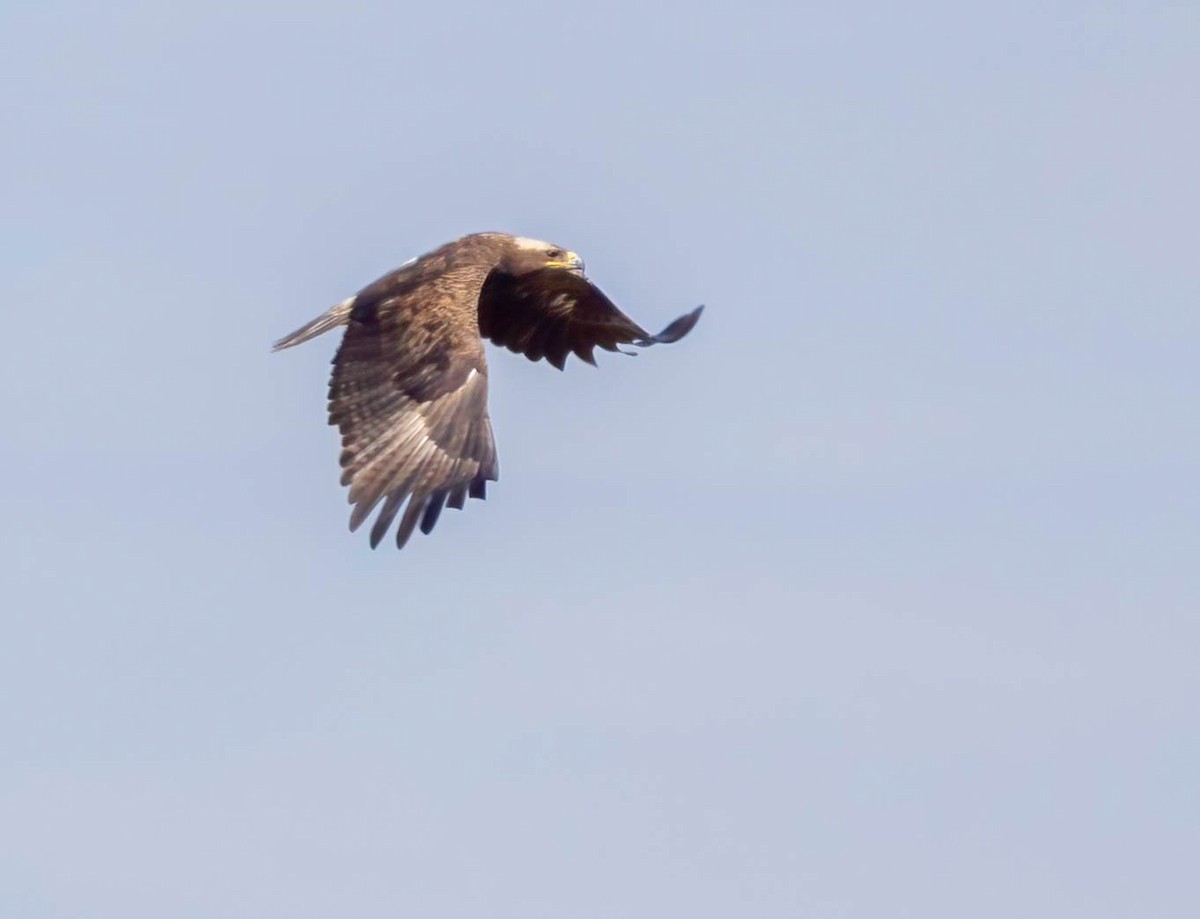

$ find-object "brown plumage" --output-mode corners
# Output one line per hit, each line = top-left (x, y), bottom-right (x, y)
(273, 232), (703, 549)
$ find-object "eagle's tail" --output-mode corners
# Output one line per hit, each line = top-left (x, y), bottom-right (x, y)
(271, 297), (356, 352)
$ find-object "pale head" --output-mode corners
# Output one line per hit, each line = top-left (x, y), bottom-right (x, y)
(500, 235), (586, 277)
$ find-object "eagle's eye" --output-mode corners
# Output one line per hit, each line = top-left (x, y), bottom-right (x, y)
(546, 248), (563, 260)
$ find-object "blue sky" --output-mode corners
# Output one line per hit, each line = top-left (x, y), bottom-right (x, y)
(2, 2), (1198, 916)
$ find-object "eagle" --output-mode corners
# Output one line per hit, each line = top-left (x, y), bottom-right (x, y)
(273, 232), (703, 549)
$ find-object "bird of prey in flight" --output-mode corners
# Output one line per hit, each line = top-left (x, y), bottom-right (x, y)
(273, 232), (703, 549)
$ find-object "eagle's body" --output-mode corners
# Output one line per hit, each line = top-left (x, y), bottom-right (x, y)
(274, 232), (702, 549)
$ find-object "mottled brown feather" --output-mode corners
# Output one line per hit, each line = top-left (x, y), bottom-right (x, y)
(325, 239), (506, 548)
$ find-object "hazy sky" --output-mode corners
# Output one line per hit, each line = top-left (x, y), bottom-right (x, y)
(2, 2), (1197, 917)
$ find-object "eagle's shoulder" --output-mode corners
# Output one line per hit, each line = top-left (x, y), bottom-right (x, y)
(349, 233), (513, 326)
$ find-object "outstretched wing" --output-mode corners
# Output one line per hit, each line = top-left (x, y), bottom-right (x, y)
(477, 269), (704, 370)
(328, 299), (498, 549)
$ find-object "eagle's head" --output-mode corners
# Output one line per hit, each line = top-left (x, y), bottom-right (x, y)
(499, 236), (586, 278)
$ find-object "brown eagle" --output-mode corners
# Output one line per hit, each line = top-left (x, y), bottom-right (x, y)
(273, 232), (703, 549)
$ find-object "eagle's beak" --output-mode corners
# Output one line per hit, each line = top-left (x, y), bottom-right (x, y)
(548, 251), (585, 274)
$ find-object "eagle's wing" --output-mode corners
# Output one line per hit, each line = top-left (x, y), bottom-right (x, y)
(329, 298), (499, 549)
(477, 269), (703, 370)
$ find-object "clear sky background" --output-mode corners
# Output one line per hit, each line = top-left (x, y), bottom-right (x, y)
(2, 2), (1197, 916)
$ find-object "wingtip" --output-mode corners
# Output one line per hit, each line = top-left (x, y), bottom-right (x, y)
(638, 304), (705, 346)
